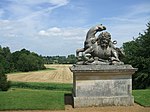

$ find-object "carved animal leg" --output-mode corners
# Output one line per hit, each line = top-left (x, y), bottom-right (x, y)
(82, 47), (93, 61)
(76, 48), (85, 59)
(111, 50), (120, 62)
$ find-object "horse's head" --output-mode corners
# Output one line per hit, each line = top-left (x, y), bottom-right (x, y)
(96, 24), (106, 31)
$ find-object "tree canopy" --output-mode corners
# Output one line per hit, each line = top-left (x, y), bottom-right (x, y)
(0, 47), (45, 73)
(123, 22), (150, 89)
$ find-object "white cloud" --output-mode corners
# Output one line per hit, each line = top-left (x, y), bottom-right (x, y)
(39, 27), (62, 36)
(10, 0), (69, 6)
(0, 20), (10, 24)
(0, 0), (70, 55)
(49, 0), (69, 5)
(0, 0), (70, 38)
(38, 27), (87, 41)
(4, 0), (69, 22)
(0, 1), (150, 55)
(38, 30), (48, 36)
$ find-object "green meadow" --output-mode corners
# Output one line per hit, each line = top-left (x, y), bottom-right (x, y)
(0, 82), (149, 110)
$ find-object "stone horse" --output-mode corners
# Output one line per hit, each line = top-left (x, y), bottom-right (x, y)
(76, 24), (106, 61)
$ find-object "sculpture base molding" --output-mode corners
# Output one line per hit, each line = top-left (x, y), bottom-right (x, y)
(70, 65), (137, 108)
(73, 96), (134, 108)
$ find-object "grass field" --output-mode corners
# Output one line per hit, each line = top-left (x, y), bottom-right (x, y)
(0, 81), (72, 110)
(0, 80), (149, 110)
(133, 89), (150, 107)
(0, 87), (149, 110)
(0, 88), (67, 110)
(3, 64), (150, 110)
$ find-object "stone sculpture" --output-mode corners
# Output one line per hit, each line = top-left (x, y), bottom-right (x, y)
(70, 24), (137, 107)
(70, 64), (137, 107)
(76, 24), (124, 65)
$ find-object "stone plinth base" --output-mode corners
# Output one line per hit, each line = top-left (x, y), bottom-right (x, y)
(70, 65), (137, 108)
(74, 96), (134, 108)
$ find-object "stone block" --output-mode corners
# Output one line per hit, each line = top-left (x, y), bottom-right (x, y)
(70, 65), (137, 108)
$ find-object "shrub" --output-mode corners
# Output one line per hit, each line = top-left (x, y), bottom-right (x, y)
(0, 65), (10, 91)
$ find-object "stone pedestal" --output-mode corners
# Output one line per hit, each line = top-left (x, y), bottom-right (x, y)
(70, 65), (137, 108)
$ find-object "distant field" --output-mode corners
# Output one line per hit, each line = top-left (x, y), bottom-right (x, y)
(7, 64), (73, 83)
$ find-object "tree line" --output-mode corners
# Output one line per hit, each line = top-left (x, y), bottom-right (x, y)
(43, 54), (76, 64)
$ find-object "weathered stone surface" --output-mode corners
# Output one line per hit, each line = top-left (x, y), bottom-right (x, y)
(70, 65), (137, 108)
(74, 96), (134, 108)
(70, 64), (137, 72)
(75, 79), (131, 97)
(76, 24), (125, 65)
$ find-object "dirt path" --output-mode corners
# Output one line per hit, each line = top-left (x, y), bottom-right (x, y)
(7, 64), (73, 83)
(1, 104), (150, 112)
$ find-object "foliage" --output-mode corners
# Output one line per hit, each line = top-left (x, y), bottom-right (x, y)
(12, 49), (46, 72)
(10, 81), (72, 91)
(132, 89), (150, 107)
(0, 47), (46, 73)
(0, 64), (10, 91)
(0, 88), (67, 110)
(43, 54), (76, 64)
(123, 22), (150, 89)
(67, 54), (77, 64)
(0, 46), (14, 73)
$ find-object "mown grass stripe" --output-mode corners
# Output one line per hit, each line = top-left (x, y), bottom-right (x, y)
(10, 81), (72, 91)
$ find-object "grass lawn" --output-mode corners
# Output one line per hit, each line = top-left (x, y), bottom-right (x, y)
(0, 81), (149, 110)
(132, 89), (150, 107)
(0, 88), (67, 110)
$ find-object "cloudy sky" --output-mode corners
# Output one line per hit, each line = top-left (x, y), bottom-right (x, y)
(0, 0), (150, 56)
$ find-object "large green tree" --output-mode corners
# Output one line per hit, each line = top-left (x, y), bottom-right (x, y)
(123, 22), (150, 89)
(13, 49), (45, 72)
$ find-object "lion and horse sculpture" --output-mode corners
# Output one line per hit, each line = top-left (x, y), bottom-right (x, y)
(76, 24), (124, 65)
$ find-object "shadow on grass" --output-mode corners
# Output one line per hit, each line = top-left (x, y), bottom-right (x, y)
(64, 93), (74, 107)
